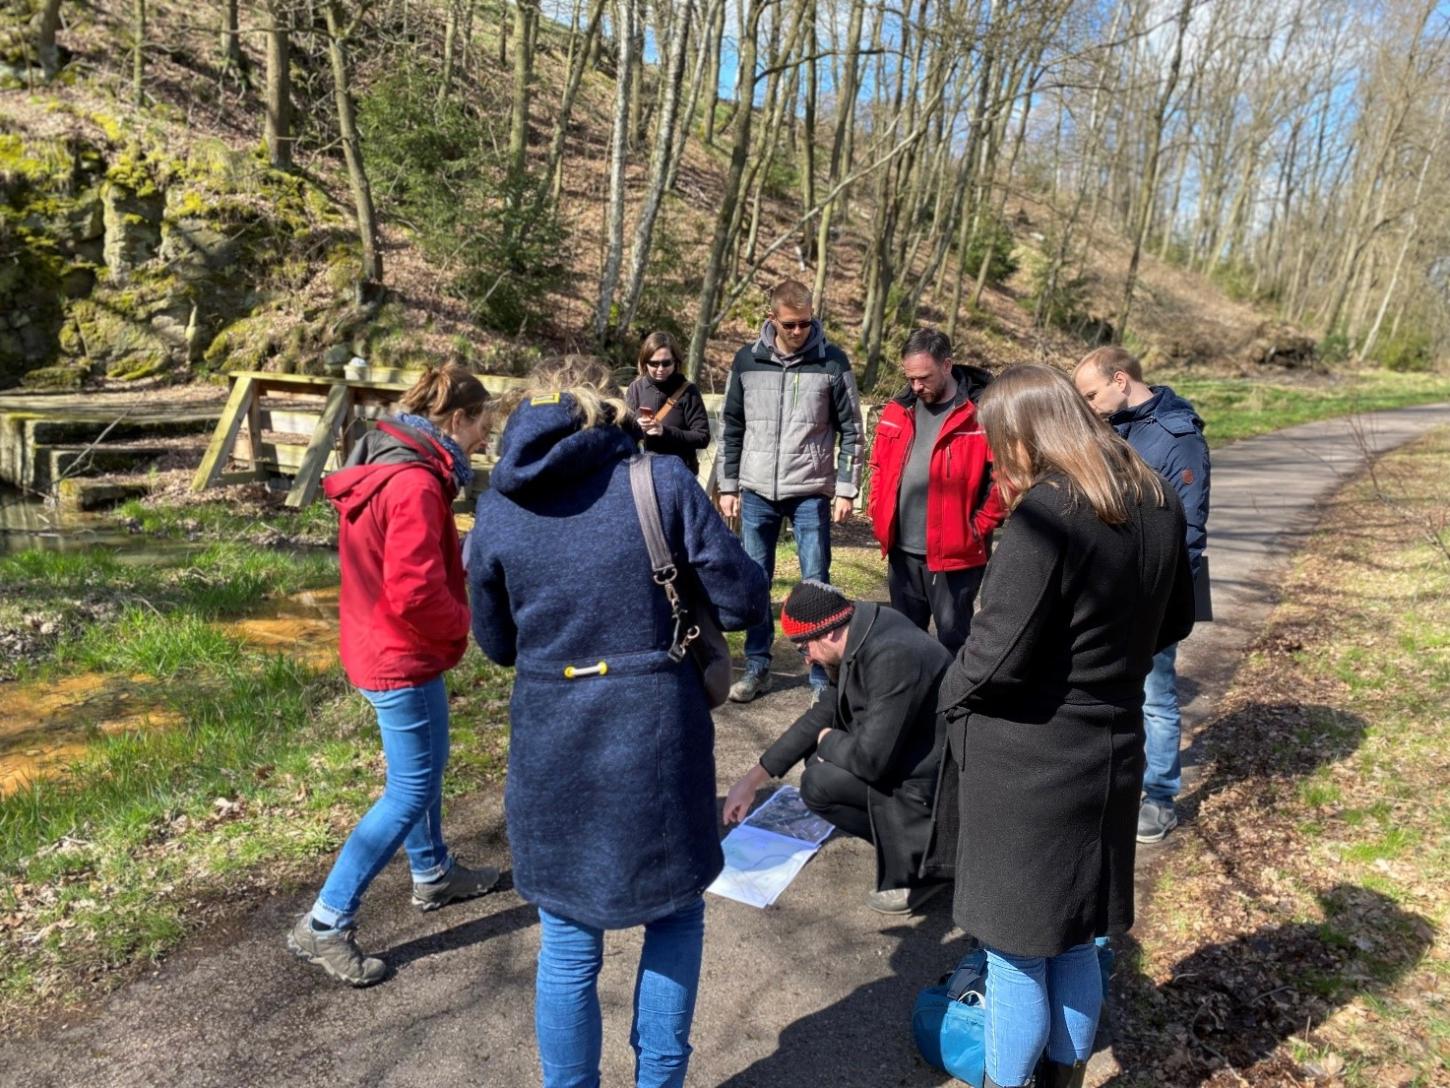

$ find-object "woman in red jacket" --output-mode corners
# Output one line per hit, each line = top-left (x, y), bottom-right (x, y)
(287, 364), (500, 987)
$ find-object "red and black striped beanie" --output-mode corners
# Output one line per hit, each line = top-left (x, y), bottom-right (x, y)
(780, 580), (855, 643)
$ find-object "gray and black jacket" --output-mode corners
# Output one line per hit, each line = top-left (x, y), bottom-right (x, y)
(718, 321), (864, 500)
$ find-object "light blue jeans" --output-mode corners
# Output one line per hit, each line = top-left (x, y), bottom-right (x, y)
(535, 898), (706, 1088)
(984, 942), (1102, 1086)
(1141, 643), (1182, 806)
(740, 490), (832, 691)
(312, 677), (452, 929)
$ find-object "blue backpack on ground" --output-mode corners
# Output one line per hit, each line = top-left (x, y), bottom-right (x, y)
(911, 939), (1116, 1086)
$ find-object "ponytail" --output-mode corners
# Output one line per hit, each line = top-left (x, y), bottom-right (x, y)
(399, 363), (490, 423)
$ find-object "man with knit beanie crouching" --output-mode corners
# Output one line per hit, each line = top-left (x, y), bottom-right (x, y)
(723, 581), (954, 914)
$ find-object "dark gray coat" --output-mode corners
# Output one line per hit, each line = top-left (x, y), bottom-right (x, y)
(761, 603), (952, 890)
(928, 476), (1195, 956)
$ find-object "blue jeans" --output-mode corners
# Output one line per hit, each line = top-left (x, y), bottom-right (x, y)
(312, 677), (451, 929)
(535, 898), (706, 1088)
(1141, 643), (1182, 806)
(740, 490), (831, 690)
(984, 943), (1103, 1085)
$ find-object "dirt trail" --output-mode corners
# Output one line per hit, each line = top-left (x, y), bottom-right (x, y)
(2, 404), (1448, 1088)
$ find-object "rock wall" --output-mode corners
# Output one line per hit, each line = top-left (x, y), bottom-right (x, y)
(0, 119), (366, 391)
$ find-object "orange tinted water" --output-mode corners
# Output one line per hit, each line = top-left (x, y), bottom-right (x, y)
(0, 588), (340, 796)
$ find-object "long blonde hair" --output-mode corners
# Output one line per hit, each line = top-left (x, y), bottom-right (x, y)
(979, 364), (1164, 524)
(520, 356), (633, 431)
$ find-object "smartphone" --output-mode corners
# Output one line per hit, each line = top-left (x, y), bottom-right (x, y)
(637, 406), (655, 422)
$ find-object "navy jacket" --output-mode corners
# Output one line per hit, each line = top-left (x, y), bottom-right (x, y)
(1110, 386), (1209, 575)
(466, 396), (769, 929)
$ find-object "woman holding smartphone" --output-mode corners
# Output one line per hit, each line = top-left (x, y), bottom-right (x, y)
(624, 331), (711, 476)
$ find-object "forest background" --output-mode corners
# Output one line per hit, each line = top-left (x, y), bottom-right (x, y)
(4, 0), (1450, 395)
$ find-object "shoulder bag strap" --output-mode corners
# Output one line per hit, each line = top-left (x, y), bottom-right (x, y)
(628, 454), (698, 662)
(629, 454), (673, 575)
(654, 387), (687, 425)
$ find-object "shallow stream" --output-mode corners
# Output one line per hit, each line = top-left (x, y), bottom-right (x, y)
(0, 488), (342, 795)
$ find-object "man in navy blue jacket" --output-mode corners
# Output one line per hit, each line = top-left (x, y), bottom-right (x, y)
(1074, 346), (1210, 844)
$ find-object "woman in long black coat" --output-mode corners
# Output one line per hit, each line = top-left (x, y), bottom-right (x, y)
(933, 364), (1195, 1088)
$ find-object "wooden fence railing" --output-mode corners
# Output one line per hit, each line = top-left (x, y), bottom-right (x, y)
(192, 369), (879, 511)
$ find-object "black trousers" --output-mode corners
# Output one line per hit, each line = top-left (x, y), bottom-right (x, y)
(886, 549), (985, 656)
(799, 758), (873, 842)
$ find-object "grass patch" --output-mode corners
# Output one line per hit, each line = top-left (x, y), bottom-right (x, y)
(0, 539), (339, 679)
(114, 497), (339, 546)
(1116, 426), (1450, 1085)
(1160, 368), (1450, 446)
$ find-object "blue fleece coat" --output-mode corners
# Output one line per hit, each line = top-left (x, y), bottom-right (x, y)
(466, 396), (770, 930)
(1110, 385), (1210, 575)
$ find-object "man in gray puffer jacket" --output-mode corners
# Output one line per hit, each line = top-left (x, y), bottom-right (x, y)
(718, 279), (865, 702)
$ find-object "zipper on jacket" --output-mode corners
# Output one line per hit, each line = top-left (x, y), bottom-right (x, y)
(772, 364), (787, 500)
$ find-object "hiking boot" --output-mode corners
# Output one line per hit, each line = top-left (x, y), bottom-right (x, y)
(728, 669), (772, 703)
(1037, 1059), (1087, 1088)
(1136, 798), (1178, 844)
(865, 882), (945, 915)
(287, 915), (386, 987)
(412, 860), (500, 912)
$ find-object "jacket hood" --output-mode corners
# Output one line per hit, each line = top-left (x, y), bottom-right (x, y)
(892, 363), (993, 409)
(490, 394), (637, 498)
(755, 318), (826, 366)
(1112, 384), (1204, 435)
(324, 421), (452, 518)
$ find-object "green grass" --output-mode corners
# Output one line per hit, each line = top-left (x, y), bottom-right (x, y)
(1, 540), (340, 680)
(1126, 426), (1450, 1084)
(1162, 368), (1450, 446)
(114, 497), (339, 545)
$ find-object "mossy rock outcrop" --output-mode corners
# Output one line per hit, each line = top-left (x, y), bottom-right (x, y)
(1, 123), (358, 389)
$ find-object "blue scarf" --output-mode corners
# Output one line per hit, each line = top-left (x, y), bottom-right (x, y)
(397, 412), (474, 490)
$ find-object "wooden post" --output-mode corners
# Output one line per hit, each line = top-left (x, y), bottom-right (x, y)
(192, 374), (259, 491)
(285, 384), (352, 508)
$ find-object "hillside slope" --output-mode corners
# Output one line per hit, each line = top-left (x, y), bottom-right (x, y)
(1, 0), (1311, 394)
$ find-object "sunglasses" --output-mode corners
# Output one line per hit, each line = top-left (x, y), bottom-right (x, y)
(776, 319), (812, 332)
(646, 359), (675, 369)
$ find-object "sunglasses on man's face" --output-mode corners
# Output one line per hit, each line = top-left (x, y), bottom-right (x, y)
(776, 319), (811, 332)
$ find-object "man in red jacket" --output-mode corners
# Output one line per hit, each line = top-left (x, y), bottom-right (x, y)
(867, 329), (1006, 654)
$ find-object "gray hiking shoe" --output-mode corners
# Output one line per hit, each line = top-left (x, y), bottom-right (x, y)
(728, 669), (772, 703)
(865, 883), (945, 915)
(1136, 798), (1178, 844)
(287, 915), (386, 987)
(412, 860), (500, 912)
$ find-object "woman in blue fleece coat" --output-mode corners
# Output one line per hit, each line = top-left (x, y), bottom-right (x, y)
(466, 359), (769, 1088)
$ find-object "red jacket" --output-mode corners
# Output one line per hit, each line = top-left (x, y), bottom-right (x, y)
(325, 422), (470, 690)
(868, 369), (1007, 572)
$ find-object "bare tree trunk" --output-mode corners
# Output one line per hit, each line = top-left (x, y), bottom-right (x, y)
(323, 0), (383, 295)
(798, 15), (818, 264)
(617, 0), (695, 332)
(812, 0), (864, 316)
(703, 0), (725, 145)
(687, 0), (763, 379)
(1115, 0), (1192, 342)
(594, 0), (640, 341)
(1360, 94), (1449, 358)
(36, 0), (65, 80)
(132, 0), (145, 106)
(508, 0), (539, 189)
(220, 0), (246, 76)
(544, 0), (608, 204)
(440, 0), (462, 99)
(263, 2), (293, 170)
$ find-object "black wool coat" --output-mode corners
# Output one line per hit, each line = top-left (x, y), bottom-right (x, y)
(926, 476), (1195, 956)
(761, 603), (953, 891)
